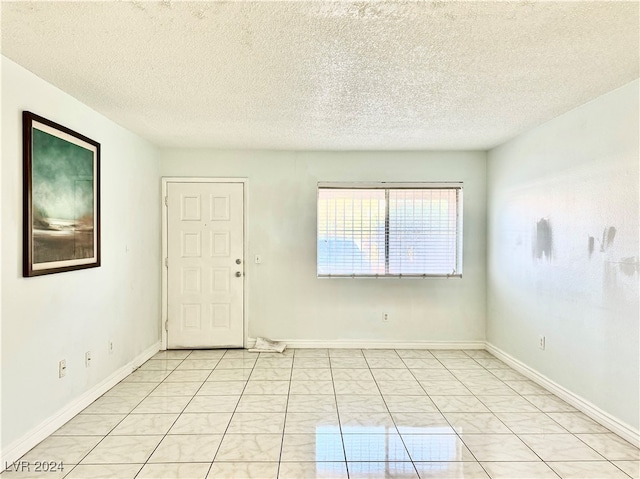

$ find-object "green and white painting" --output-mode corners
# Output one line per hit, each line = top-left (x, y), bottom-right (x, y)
(24, 112), (100, 276)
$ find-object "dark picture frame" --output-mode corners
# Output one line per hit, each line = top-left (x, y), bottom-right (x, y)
(23, 111), (101, 277)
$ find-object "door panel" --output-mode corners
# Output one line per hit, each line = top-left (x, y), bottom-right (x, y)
(167, 182), (244, 348)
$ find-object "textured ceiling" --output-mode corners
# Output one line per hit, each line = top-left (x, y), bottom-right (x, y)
(1, 1), (638, 150)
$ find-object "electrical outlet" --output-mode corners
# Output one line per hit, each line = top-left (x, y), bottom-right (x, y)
(382, 312), (389, 322)
(85, 351), (92, 367)
(109, 340), (114, 355)
(59, 360), (67, 378)
(539, 336), (546, 350)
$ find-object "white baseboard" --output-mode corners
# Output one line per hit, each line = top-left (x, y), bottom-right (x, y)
(486, 342), (640, 448)
(1, 341), (161, 466)
(247, 338), (485, 350)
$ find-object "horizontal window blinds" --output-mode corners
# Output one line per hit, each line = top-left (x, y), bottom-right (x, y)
(388, 188), (458, 275)
(317, 189), (385, 276)
(318, 186), (461, 277)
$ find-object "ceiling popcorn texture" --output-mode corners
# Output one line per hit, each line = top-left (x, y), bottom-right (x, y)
(1, 1), (638, 150)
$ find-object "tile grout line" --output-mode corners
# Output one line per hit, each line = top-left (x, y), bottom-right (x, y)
(469, 351), (570, 475)
(461, 352), (620, 475)
(275, 350), (295, 479)
(406, 350), (497, 476)
(400, 350), (475, 472)
(461, 353), (603, 472)
(204, 349), (260, 479)
(62, 351), (193, 478)
(328, 349), (350, 479)
(456, 351), (540, 477)
(134, 349), (225, 479)
(21, 348), (639, 479)
(470, 357), (596, 448)
(363, 349), (420, 479)
(470, 353), (564, 472)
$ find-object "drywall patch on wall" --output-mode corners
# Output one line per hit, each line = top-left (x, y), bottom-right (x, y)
(619, 257), (640, 276)
(604, 255), (640, 289)
(487, 79), (639, 431)
(600, 226), (617, 252)
(589, 226), (617, 259)
(603, 260), (619, 293)
(533, 218), (553, 261)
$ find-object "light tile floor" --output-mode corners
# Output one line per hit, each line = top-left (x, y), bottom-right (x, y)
(4, 349), (639, 479)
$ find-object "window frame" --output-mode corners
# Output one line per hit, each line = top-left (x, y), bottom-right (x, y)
(317, 182), (464, 279)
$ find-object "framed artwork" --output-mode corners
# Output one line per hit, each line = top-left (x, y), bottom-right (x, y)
(23, 111), (101, 276)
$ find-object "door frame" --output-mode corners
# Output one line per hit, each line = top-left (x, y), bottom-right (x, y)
(161, 177), (249, 351)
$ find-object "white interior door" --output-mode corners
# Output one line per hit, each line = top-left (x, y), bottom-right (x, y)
(167, 182), (244, 348)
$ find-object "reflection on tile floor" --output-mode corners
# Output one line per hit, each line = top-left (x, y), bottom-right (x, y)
(4, 348), (639, 478)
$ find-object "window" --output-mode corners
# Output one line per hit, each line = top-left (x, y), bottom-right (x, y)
(317, 183), (463, 277)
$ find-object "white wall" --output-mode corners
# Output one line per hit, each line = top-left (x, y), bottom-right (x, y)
(1, 57), (162, 451)
(487, 80), (639, 431)
(161, 150), (487, 345)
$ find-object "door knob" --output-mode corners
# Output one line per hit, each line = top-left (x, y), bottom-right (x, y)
(235, 271), (242, 277)
(236, 259), (242, 264)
